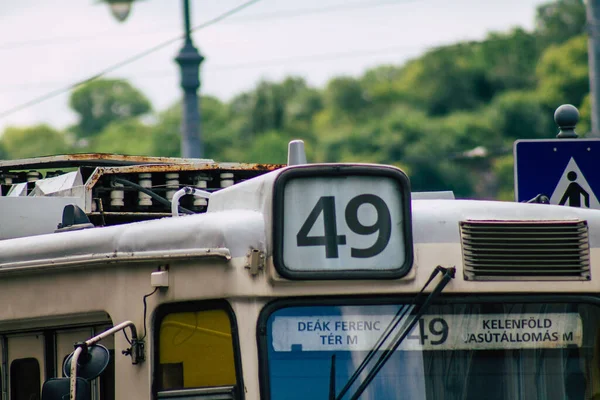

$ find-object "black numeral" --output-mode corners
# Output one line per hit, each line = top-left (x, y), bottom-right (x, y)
(296, 194), (392, 258)
(408, 318), (429, 345)
(345, 194), (391, 258)
(296, 196), (347, 258)
(407, 318), (449, 346)
(429, 318), (449, 345)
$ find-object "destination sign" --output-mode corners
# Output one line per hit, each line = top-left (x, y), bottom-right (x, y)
(271, 313), (583, 352)
(272, 165), (413, 280)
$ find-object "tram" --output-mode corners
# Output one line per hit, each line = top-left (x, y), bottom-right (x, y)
(0, 138), (598, 400)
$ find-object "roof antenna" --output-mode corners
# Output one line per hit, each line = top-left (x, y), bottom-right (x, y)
(287, 140), (307, 166)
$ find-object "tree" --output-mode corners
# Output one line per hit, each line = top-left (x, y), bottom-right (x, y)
(361, 65), (404, 104)
(324, 76), (369, 117)
(89, 119), (155, 155)
(1, 125), (71, 159)
(69, 79), (152, 139)
(151, 96), (236, 160)
(478, 28), (540, 92)
(535, 0), (586, 46)
(578, 93), (591, 135)
(391, 44), (494, 116)
(536, 34), (589, 108)
(317, 121), (386, 164)
(227, 77), (322, 139)
(488, 90), (555, 141)
(399, 115), (477, 197)
(233, 130), (292, 164)
(492, 154), (516, 201)
(286, 87), (323, 125)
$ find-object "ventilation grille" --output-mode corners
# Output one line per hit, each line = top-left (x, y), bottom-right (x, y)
(460, 220), (590, 281)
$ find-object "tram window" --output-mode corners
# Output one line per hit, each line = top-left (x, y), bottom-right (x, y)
(158, 308), (237, 390)
(10, 357), (40, 400)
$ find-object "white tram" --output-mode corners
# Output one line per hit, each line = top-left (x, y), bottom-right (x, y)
(0, 141), (598, 400)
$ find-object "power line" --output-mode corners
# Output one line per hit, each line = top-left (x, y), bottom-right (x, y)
(210, 44), (426, 70)
(225, 0), (419, 22)
(0, 44), (428, 92)
(0, 0), (262, 120)
(0, 0), (418, 51)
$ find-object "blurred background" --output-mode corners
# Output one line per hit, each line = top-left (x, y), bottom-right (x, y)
(0, 0), (589, 200)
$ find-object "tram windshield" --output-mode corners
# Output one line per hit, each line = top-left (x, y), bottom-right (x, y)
(263, 300), (600, 400)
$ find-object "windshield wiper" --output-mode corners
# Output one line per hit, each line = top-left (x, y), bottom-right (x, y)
(333, 265), (456, 400)
(329, 354), (336, 400)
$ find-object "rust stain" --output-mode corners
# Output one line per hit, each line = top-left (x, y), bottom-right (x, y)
(96, 162), (285, 174)
(0, 153), (216, 171)
(0, 153), (285, 176)
(84, 161), (284, 189)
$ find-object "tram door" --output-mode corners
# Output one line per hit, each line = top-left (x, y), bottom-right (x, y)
(6, 333), (45, 400)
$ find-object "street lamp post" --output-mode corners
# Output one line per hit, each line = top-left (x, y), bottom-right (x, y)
(176, 0), (204, 158)
(102, 0), (204, 158)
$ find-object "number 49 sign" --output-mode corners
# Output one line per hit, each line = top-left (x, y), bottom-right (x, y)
(273, 165), (414, 280)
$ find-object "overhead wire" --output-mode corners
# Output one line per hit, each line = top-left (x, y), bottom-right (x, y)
(0, 0), (262, 120)
(0, 0), (419, 51)
(0, 0), (429, 118)
(223, 0), (420, 22)
(0, 44), (428, 92)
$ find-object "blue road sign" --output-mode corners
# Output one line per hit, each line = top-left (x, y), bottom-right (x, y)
(514, 139), (600, 209)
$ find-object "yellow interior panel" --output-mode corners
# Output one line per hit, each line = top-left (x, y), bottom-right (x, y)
(159, 309), (236, 389)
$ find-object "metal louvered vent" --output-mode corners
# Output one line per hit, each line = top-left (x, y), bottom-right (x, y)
(460, 220), (590, 281)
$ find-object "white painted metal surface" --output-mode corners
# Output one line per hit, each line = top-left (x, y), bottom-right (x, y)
(0, 197), (85, 240)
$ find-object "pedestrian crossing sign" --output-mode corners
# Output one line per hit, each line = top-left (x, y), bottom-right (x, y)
(514, 139), (600, 209)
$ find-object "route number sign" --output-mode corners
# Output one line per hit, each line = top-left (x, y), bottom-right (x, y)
(273, 165), (413, 280)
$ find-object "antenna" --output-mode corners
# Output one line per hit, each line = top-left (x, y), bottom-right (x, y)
(287, 140), (307, 165)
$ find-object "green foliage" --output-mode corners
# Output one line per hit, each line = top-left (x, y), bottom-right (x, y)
(478, 28), (540, 92)
(151, 95), (234, 159)
(361, 65), (404, 103)
(391, 44), (494, 116)
(536, 34), (589, 108)
(493, 154), (516, 201)
(231, 130), (292, 164)
(438, 109), (500, 150)
(0, 142), (7, 160)
(488, 90), (554, 140)
(324, 77), (369, 117)
(535, 0), (586, 46)
(88, 119), (154, 155)
(69, 78), (152, 139)
(1, 125), (71, 159)
(578, 93), (591, 135)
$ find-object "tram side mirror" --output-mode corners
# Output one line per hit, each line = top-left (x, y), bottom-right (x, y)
(41, 377), (90, 400)
(41, 344), (110, 400)
(63, 343), (111, 379)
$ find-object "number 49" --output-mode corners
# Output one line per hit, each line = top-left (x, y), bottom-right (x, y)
(296, 194), (392, 259)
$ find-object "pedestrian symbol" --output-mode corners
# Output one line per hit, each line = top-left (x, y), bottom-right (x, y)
(559, 171), (589, 207)
(550, 158), (600, 208)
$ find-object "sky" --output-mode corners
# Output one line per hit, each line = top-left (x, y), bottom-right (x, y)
(0, 0), (548, 132)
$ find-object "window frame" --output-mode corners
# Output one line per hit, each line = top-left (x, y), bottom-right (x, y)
(257, 294), (600, 400)
(152, 300), (245, 400)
